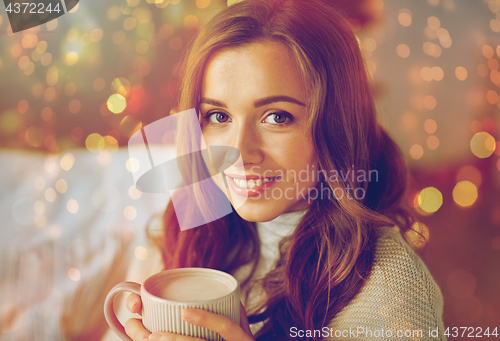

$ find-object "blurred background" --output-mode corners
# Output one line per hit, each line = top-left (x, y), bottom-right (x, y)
(0, 0), (499, 340)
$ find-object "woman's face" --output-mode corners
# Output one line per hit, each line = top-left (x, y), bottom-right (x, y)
(199, 40), (319, 222)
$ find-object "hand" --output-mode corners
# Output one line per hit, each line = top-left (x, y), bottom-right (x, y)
(123, 293), (255, 341)
(124, 293), (150, 341)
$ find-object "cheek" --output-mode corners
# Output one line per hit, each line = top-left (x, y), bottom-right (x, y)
(285, 140), (317, 170)
(281, 147), (318, 185)
(201, 130), (224, 150)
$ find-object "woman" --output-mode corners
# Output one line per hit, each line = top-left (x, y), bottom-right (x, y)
(123, 0), (445, 340)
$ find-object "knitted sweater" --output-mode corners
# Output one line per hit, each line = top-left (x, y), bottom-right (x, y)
(102, 210), (446, 340)
(233, 210), (447, 341)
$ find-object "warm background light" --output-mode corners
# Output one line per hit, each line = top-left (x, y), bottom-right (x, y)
(470, 132), (496, 158)
(418, 187), (443, 213)
(453, 180), (478, 207)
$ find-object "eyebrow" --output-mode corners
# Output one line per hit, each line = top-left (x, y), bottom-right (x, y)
(199, 95), (306, 108)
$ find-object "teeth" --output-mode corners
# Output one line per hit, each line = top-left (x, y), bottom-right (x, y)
(231, 177), (277, 188)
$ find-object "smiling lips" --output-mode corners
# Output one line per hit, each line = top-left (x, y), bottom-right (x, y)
(225, 174), (281, 196)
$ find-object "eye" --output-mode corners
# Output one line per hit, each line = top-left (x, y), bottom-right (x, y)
(263, 112), (291, 125)
(207, 112), (230, 123)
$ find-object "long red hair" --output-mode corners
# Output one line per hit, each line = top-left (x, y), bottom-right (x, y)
(150, 1), (414, 340)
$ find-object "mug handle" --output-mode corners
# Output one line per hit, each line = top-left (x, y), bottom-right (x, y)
(104, 281), (142, 341)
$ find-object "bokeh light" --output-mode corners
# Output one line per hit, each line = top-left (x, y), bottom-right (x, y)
(483, 44), (494, 59)
(124, 206), (137, 220)
(111, 78), (131, 98)
(17, 100), (29, 114)
(397, 44), (410, 58)
(126, 157), (140, 173)
(486, 90), (498, 104)
(423, 42), (442, 58)
(453, 180), (478, 207)
(134, 246), (148, 260)
(455, 66), (468, 80)
(427, 135), (440, 150)
(427, 16), (440, 30)
(44, 188), (56, 202)
(424, 119), (437, 134)
(65, 52), (79, 65)
(107, 94), (127, 114)
(398, 10), (412, 27)
(60, 153), (75, 171)
(86, 133), (105, 153)
(470, 132), (496, 158)
(424, 95), (437, 109)
(41, 107), (53, 122)
(418, 187), (443, 213)
(410, 144), (424, 160)
(56, 179), (68, 194)
(491, 19), (500, 32)
(34, 200), (45, 215)
(487, 57), (499, 71)
(66, 199), (79, 214)
(128, 185), (142, 200)
(68, 267), (81, 281)
(68, 99), (81, 114)
(196, 0), (211, 9)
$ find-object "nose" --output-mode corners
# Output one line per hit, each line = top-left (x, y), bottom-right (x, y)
(228, 120), (264, 167)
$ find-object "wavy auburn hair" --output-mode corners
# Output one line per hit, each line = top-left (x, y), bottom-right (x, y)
(153, 0), (414, 340)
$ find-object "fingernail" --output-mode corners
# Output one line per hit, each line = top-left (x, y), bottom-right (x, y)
(131, 303), (137, 312)
(149, 332), (162, 341)
(182, 308), (195, 321)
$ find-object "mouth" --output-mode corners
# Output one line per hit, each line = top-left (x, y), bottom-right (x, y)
(225, 174), (281, 196)
(227, 176), (280, 189)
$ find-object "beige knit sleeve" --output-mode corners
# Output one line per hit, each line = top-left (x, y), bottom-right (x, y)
(325, 227), (446, 341)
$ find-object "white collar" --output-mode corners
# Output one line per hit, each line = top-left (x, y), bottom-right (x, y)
(256, 209), (308, 238)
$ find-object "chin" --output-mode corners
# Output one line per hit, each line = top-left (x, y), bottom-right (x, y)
(233, 205), (282, 222)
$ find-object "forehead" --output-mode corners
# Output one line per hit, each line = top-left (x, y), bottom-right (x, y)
(201, 41), (307, 101)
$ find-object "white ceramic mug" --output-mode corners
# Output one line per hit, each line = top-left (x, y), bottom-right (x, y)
(104, 268), (240, 341)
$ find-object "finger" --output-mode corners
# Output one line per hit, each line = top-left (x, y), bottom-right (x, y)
(124, 318), (151, 341)
(149, 331), (205, 341)
(181, 308), (254, 341)
(239, 303), (252, 335)
(126, 293), (142, 315)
